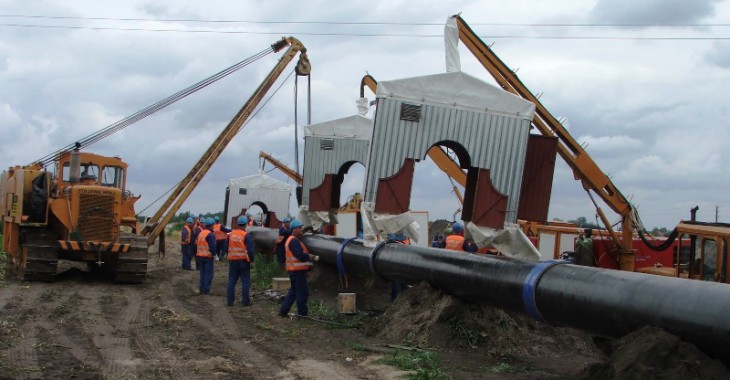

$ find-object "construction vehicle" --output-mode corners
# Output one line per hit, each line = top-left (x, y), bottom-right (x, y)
(1, 37), (310, 282)
(450, 15), (730, 282)
(1, 146), (146, 282)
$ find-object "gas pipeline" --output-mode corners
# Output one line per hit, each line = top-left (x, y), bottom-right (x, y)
(248, 227), (730, 365)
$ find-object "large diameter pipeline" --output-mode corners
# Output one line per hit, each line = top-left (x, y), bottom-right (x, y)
(249, 228), (730, 364)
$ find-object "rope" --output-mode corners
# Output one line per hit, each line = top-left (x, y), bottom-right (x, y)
(32, 46), (276, 167)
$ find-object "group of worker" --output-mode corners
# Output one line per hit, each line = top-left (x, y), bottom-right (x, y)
(431, 222), (478, 252)
(179, 214), (320, 315)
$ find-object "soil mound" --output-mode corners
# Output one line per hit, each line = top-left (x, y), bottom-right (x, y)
(378, 282), (601, 361)
(580, 326), (730, 380)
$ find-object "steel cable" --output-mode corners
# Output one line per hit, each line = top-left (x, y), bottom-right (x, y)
(33, 46), (275, 167)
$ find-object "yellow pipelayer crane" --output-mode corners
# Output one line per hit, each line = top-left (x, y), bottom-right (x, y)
(1, 37), (310, 282)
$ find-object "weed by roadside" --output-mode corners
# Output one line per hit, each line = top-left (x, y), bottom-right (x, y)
(309, 300), (366, 329)
(251, 254), (284, 290)
(379, 350), (450, 380)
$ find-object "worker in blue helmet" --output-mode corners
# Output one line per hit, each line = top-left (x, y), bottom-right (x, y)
(226, 215), (255, 306)
(195, 217), (217, 295)
(279, 219), (320, 317)
(275, 217), (293, 266)
(443, 222), (473, 252)
(180, 217), (195, 270)
(212, 215), (231, 261)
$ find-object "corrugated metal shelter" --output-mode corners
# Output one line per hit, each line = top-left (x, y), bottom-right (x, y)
(301, 114), (372, 211)
(364, 71), (536, 228)
(226, 173), (291, 224)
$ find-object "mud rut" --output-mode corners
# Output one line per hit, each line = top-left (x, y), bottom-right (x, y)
(0, 254), (406, 380)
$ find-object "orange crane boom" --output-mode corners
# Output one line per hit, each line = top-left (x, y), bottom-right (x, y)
(259, 150), (303, 185)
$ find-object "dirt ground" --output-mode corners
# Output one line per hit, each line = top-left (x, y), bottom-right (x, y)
(1, 238), (729, 380)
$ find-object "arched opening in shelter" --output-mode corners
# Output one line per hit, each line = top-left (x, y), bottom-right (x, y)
(245, 201), (267, 226)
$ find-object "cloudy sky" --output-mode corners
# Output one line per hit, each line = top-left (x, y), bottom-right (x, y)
(1, 0), (729, 230)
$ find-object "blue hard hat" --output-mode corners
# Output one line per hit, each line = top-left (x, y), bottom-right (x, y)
(237, 215), (248, 225)
(290, 219), (303, 229)
(214, 216), (220, 222)
(387, 233), (397, 240)
(186, 217), (194, 223)
(452, 222), (463, 233)
(205, 217), (215, 226)
(282, 217), (291, 223)
(198, 213), (203, 217)
(246, 212), (251, 217)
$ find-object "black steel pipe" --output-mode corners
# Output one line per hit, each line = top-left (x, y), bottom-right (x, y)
(249, 228), (730, 364)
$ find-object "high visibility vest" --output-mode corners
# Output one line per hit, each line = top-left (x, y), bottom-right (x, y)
(285, 235), (312, 272)
(444, 235), (465, 251)
(181, 225), (192, 244)
(213, 223), (227, 240)
(227, 230), (250, 262)
(196, 230), (214, 258)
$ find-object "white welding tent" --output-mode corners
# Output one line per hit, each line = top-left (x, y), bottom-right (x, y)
(226, 173), (292, 223)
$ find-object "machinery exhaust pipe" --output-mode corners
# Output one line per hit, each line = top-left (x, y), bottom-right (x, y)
(248, 227), (730, 365)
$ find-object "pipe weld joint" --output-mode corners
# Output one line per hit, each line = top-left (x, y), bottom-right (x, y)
(522, 260), (564, 323)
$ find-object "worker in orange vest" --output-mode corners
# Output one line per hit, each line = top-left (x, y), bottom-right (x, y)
(387, 232), (410, 301)
(196, 218), (217, 295)
(180, 217), (195, 270)
(443, 222), (469, 251)
(278, 220), (319, 317)
(226, 215), (255, 306)
(212, 216), (231, 261)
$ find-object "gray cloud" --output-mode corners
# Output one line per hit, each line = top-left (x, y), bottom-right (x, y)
(590, 0), (722, 25)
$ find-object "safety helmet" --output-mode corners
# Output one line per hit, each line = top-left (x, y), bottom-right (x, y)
(290, 220), (303, 229)
(282, 217), (291, 223)
(386, 233), (397, 240)
(443, 227), (453, 235)
(451, 222), (464, 234)
(237, 215), (248, 226)
(246, 212), (252, 217)
(205, 217), (215, 226)
(198, 213), (203, 218)
(186, 217), (194, 223)
(214, 216), (220, 222)
(452, 222), (463, 233)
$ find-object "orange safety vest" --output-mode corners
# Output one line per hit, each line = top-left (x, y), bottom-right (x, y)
(227, 230), (250, 262)
(181, 225), (192, 244)
(196, 230), (214, 258)
(444, 235), (465, 251)
(213, 223), (227, 240)
(285, 235), (312, 272)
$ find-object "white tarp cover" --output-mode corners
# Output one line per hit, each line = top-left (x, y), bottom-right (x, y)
(376, 71), (536, 120)
(360, 201), (421, 248)
(227, 172), (291, 223)
(444, 16), (461, 72)
(304, 114), (373, 140)
(466, 221), (541, 261)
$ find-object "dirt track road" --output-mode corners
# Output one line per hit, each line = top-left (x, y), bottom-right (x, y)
(0, 248), (408, 380)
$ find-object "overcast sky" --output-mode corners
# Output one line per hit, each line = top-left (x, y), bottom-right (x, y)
(1, 0), (729, 230)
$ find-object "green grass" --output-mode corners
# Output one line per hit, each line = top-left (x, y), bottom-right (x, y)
(379, 350), (450, 380)
(251, 254), (284, 290)
(448, 319), (480, 348)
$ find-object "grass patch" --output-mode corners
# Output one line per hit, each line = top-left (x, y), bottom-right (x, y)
(346, 341), (367, 351)
(251, 254), (284, 290)
(151, 305), (190, 326)
(308, 300), (365, 329)
(379, 350), (450, 380)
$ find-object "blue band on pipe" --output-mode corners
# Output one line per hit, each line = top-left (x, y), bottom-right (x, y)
(522, 260), (563, 323)
(369, 241), (389, 276)
(336, 238), (356, 277)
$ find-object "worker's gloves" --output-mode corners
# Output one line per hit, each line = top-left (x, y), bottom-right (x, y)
(311, 255), (320, 262)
